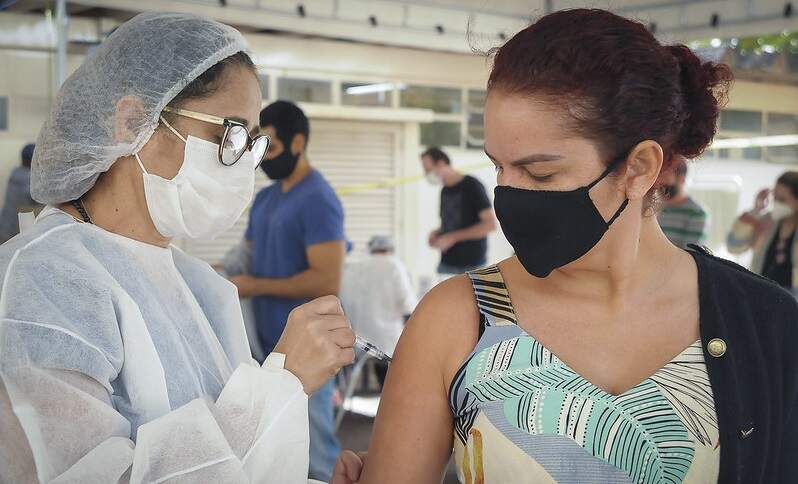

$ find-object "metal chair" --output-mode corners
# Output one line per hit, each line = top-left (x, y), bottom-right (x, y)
(334, 351), (374, 431)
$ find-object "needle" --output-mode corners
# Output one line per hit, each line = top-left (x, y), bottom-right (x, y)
(354, 334), (392, 363)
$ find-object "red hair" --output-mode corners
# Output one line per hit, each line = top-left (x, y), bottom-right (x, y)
(488, 9), (733, 173)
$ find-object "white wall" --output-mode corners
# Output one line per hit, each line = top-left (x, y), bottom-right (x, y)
(0, 50), (58, 203)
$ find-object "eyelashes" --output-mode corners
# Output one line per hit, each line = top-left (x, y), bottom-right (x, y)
(493, 163), (555, 184)
(531, 174), (554, 182)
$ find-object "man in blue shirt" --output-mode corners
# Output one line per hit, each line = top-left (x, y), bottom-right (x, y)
(231, 101), (345, 481)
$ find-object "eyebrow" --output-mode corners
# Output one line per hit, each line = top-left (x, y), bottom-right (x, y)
(484, 149), (564, 166)
(226, 116), (260, 136)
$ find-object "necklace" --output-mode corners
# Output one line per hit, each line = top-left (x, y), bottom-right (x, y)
(70, 198), (93, 224)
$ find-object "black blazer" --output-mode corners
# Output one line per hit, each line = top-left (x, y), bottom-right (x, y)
(690, 246), (798, 483)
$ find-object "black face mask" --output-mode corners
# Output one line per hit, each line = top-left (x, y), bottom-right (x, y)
(261, 137), (299, 180)
(494, 162), (629, 278)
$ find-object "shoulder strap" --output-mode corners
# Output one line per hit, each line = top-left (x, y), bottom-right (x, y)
(467, 266), (518, 327)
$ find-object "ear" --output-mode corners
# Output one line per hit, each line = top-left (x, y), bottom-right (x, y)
(114, 96), (147, 143)
(622, 140), (663, 201)
(291, 133), (307, 155)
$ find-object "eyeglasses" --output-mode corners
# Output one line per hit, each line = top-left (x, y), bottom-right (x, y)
(161, 106), (270, 169)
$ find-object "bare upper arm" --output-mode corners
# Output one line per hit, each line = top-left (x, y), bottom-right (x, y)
(359, 275), (480, 484)
(306, 240), (345, 289)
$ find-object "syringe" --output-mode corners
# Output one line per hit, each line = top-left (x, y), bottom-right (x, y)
(354, 334), (392, 363)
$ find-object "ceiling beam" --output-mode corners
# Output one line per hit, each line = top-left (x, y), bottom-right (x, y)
(66, 0), (490, 53)
(27, 0), (798, 55)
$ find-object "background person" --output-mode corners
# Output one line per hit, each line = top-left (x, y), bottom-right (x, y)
(337, 8), (797, 484)
(422, 147), (496, 275)
(0, 143), (42, 243)
(230, 100), (346, 482)
(727, 171), (798, 290)
(340, 235), (416, 386)
(657, 157), (709, 248)
(0, 13), (354, 483)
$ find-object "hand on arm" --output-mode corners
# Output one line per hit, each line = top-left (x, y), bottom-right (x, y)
(432, 208), (496, 252)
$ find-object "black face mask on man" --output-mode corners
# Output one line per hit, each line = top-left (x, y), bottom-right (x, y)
(261, 134), (300, 180)
(494, 159), (629, 278)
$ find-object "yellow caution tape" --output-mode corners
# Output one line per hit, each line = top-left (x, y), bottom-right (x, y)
(334, 161), (494, 196)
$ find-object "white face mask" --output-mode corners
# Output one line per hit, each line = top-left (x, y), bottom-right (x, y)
(771, 201), (794, 221)
(135, 124), (255, 240)
(426, 171), (442, 186)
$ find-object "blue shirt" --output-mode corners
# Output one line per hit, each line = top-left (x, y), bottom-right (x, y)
(246, 170), (344, 354)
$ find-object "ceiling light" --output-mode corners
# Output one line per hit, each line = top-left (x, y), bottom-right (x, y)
(345, 83), (407, 95)
(709, 134), (798, 149)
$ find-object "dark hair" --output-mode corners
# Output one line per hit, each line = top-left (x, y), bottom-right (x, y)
(777, 171), (798, 199)
(422, 146), (450, 165)
(20, 143), (35, 168)
(488, 9), (732, 173)
(259, 100), (310, 147)
(169, 51), (256, 108)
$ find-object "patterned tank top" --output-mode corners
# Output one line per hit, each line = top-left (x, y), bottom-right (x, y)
(449, 266), (720, 484)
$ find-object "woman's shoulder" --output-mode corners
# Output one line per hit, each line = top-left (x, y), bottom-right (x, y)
(416, 274), (479, 322)
(396, 272), (482, 385)
(0, 217), (125, 383)
(0, 212), (91, 274)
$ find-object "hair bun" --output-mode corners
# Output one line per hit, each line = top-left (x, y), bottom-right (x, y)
(667, 44), (733, 159)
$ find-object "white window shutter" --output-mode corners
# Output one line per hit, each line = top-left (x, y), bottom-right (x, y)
(178, 119), (401, 264)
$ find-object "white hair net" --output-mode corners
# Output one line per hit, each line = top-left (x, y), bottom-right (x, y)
(31, 12), (248, 204)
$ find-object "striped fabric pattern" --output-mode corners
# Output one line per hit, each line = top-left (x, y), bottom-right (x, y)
(468, 266), (517, 326)
(658, 197), (709, 249)
(449, 266), (719, 484)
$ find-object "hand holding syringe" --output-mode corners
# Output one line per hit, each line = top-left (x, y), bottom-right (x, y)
(354, 334), (392, 363)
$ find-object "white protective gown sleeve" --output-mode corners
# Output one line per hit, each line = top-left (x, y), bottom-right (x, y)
(1, 359), (307, 483)
(0, 211), (311, 483)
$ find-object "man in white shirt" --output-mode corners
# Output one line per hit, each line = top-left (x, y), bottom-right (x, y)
(340, 236), (417, 385)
